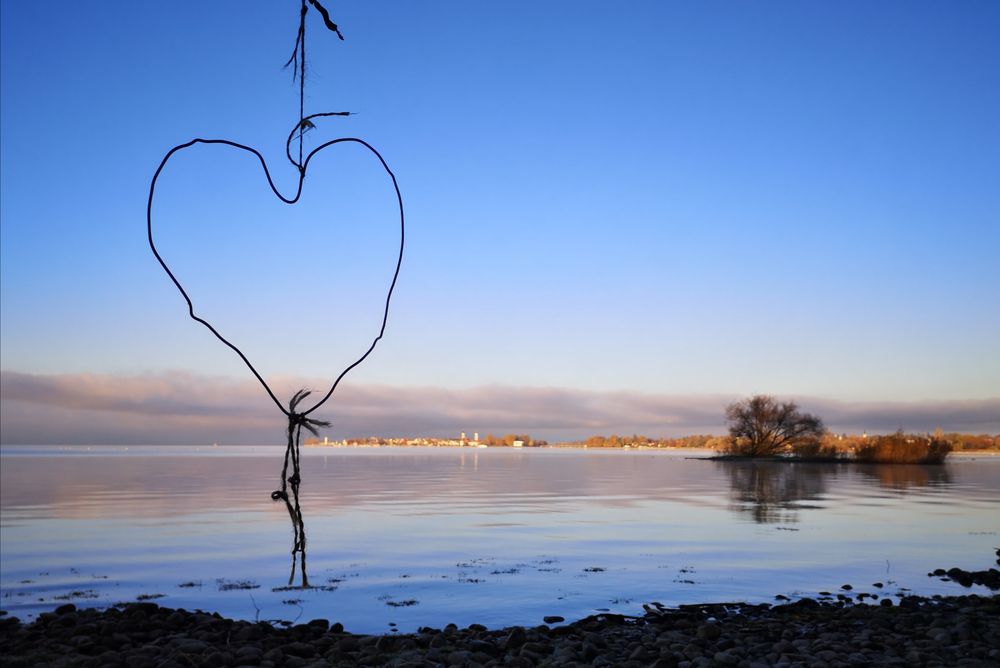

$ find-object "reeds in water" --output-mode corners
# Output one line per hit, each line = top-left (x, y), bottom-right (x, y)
(853, 431), (952, 464)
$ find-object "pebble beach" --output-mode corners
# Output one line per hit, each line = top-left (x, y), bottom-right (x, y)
(3, 592), (998, 667)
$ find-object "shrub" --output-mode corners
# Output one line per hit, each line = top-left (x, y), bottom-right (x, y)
(853, 431), (952, 464)
(789, 441), (844, 460)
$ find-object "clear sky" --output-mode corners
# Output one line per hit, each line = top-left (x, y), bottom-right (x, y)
(2, 2), (998, 442)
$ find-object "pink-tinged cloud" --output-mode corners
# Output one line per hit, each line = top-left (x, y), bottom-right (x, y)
(1, 370), (998, 445)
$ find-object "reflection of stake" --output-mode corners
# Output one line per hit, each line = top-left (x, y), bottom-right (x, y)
(283, 479), (308, 587)
(271, 390), (328, 588)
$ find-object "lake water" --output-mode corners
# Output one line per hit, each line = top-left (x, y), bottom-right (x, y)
(1, 446), (998, 633)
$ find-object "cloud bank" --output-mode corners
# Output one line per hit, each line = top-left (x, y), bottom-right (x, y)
(1, 370), (998, 445)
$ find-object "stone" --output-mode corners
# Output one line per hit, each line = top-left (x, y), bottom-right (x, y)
(261, 648), (283, 663)
(628, 644), (651, 661)
(467, 639), (496, 655)
(650, 657), (680, 668)
(174, 640), (209, 654)
(503, 657), (533, 668)
(713, 651), (739, 666)
(505, 626), (527, 650)
(446, 650), (472, 665)
(696, 623), (721, 641)
(306, 618), (328, 631)
(206, 651), (231, 665)
(521, 641), (552, 655)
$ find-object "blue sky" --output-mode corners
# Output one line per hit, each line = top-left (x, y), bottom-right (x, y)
(2, 1), (999, 441)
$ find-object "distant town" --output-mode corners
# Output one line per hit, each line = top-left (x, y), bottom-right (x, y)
(304, 432), (548, 448)
(303, 433), (725, 449)
(303, 432), (1000, 451)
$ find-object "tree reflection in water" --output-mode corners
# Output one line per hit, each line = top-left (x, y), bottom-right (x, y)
(721, 460), (954, 523)
(721, 461), (832, 524)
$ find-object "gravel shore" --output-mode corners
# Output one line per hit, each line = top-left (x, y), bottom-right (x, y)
(2, 593), (998, 667)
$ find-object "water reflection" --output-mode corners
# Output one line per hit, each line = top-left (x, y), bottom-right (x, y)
(720, 460), (955, 523)
(857, 463), (952, 490)
(271, 415), (317, 589)
(2, 448), (997, 632)
(271, 470), (309, 588)
(721, 461), (832, 524)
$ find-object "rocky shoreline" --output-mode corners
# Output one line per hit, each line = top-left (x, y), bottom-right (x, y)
(2, 593), (998, 667)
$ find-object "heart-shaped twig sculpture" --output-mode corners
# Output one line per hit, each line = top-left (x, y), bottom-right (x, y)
(147, 131), (404, 419)
(146, 0), (404, 587)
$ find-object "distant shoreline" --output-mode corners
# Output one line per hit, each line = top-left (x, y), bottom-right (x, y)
(2, 444), (999, 457)
(301, 443), (1000, 455)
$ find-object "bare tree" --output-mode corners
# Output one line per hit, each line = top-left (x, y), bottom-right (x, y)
(725, 395), (825, 457)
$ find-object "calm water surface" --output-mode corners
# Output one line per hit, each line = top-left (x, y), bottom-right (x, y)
(1, 446), (998, 633)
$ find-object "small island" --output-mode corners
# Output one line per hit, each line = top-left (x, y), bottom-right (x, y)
(705, 395), (979, 464)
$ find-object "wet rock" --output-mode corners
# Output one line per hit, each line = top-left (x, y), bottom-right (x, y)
(283, 641), (316, 658)
(503, 657), (533, 668)
(446, 649), (471, 665)
(543, 615), (565, 624)
(261, 648), (283, 663)
(649, 657), (680, 668)
(125, 656), (156, 668)
(941, 567), (1000, 590)
(713, 650), (739, 665)
(206, 650), (231, 665)
(129, 603), (160, 617)
(521, 640), (552, 655)
(625, 644), (650, 661)
(175, 639), (209, 653)
(505, 625), (527, 650)
(234, 645), (262, 662)
(338, 636), (360, 652)
(467, 639), (495, 655)
(696, 623), (721, 641)
(306, 618), (328, 632)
